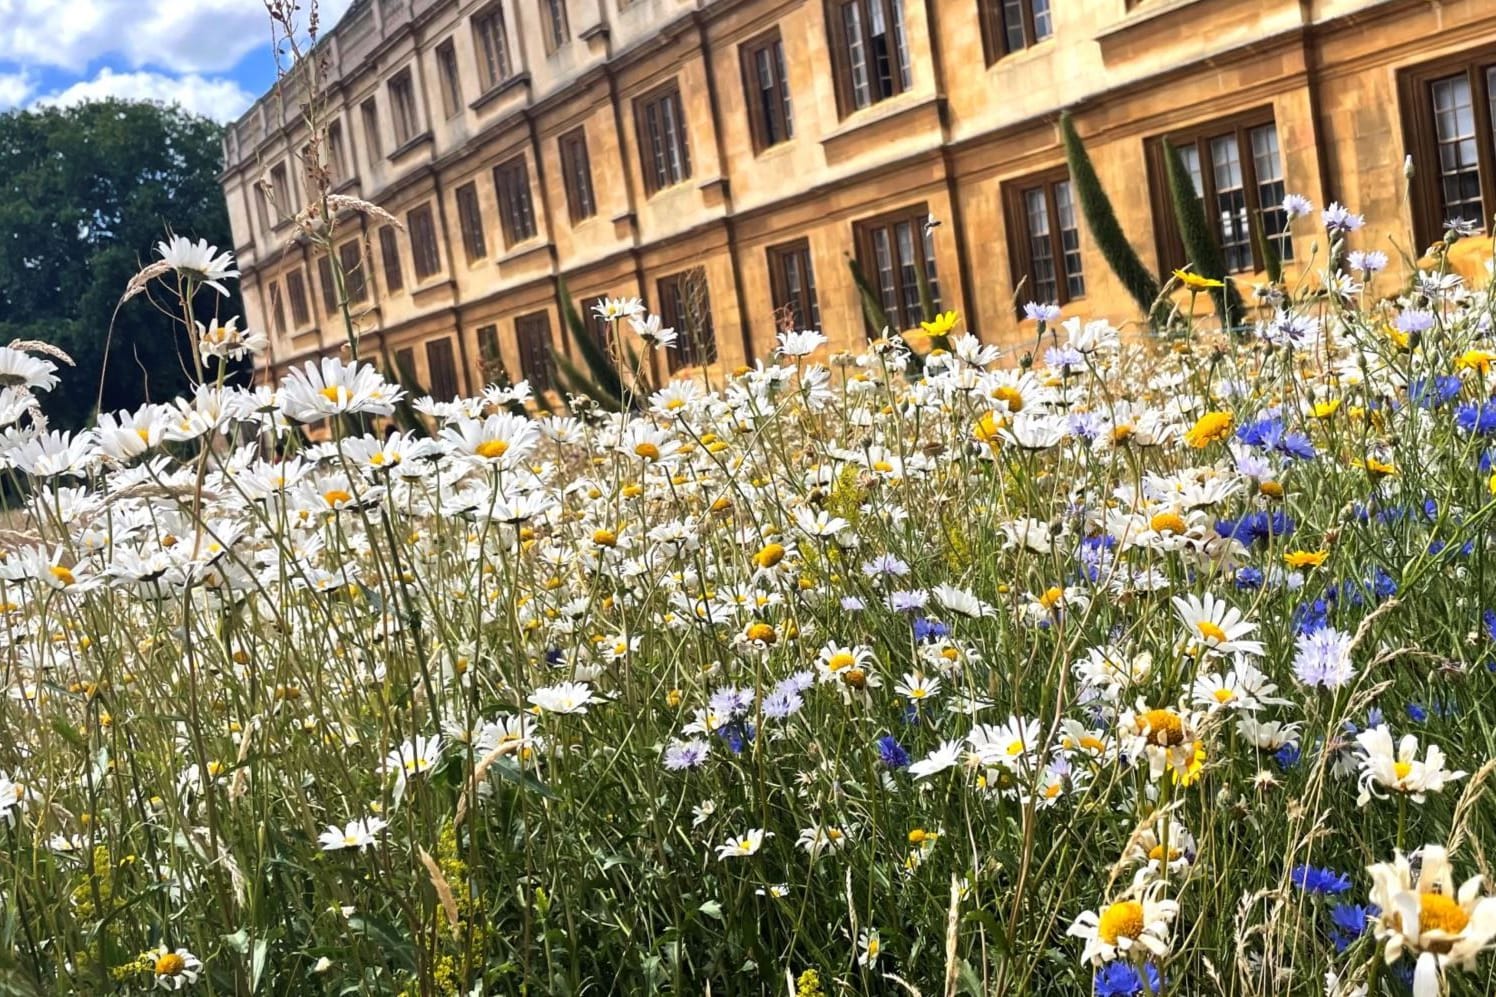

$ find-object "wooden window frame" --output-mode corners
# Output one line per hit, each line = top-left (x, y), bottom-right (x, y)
(825, 0), (911, 118)
(407, 204), (442, 280)
(316, 256), (339, 316)
(515, 311), (555, 391)
(1143, 106), (1290, 276)
(542, 0), (570, 54)
(426, 337), (460, 401)
(338, 240), (368, 304)
(1002, 166), (1085, 310)
(1399, 47), (1496, 249)
(435, 39), (463, 119)
(472, 4), (514, 94)
(766, 239), (821, 331)
(657, 268), (718, 372)
(379, 226), (404, 293)
(558, 127), (597, 223)
(388, 68), (420, 148)
(852, 202), (941, 334)
(286, 269), (312, 327)
(577, 294), (611, 355)
(634, 81), (692, 196)
(360, 98), (381, 164)
(493, 155), (538, 246)
(980, 0), (1052, 64)
(477, 324), (502, 371)
(455, 181), (488, 262)
(740, 28), (794, 153)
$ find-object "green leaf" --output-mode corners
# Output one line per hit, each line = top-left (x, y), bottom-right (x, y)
(346, 913), (416, 971)
(488, 757), (559, 799)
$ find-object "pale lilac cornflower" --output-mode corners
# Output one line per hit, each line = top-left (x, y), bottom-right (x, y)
(1293, 626), (1356, 690)
(762, 688), (803, 720)
(1322, 202), (1365, 234)
(1044, 345), (1084, 370)
(1023, 302), (1061, 323)
(1394, 310), (1436, 336)
(840, 595), (866, 612)
(1281, 193), (1313, 219)
(663, 740), (711, 770)
(708, 686), (754, 718)
(862, 554), (910, 579)
(887, 589), (928, 612)
(1258, 310), (1322, 349)
(1346, 249), (1388, 274)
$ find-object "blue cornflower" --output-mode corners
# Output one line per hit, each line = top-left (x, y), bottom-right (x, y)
(876, 734), (911, 769)
(545, 647), (565, 665)
(1407, 703), (1429, 724)
(1328, 903), (1377, 953)
(1235, 566), (1265, 590)
(1483, 608), (1496, 642)
(762, 689), (802, 720)
(1092, 962), (1162, 997)
(912, 617), (949, 643)
(1290, 864), (1353, 895)
(716, 720), (754, 754)
(1367, 707), (1385, 729)
(663, 740), (710, 770)
(1409, 375), (1463, 408)
(1275, 743), (1301, 770)
(1236, 416), (1317, 460)
(1216, 511), (1294, 546)
(1455, 401), (1496, 435)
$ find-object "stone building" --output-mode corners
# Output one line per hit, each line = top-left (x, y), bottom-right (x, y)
(219, 0), (1496, 397)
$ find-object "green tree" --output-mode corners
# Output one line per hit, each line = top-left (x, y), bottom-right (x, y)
(0, 100), (240, 430)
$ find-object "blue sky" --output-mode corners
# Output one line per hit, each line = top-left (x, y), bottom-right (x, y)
(0, 0), (354, 122)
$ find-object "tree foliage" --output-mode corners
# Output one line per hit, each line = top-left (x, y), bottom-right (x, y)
(0, 100), (240, 430)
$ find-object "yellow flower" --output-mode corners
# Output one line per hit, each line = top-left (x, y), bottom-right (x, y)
(919, 311), (959, 336)
(1457, 349), (1496, 374)
(1173, 268), (1225, 291)
(1184, 411), (1233, 448)
(1170, 741), (1207, 787)
(1310, 399), (1341, 419)
(972, 411), (1004, 446)
(1489, 472), (1496, 496)
(1284, 549), (1329, 568)
(1351, 456), (1397, 477)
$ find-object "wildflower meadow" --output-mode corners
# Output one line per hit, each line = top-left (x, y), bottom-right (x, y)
(6, 204), (1496, 997)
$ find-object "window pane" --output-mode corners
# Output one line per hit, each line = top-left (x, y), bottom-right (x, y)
(868, 0), (895, 101)
(1432, 74), (1485, 229)
(1024, 188), (1057, 303)
(1250, 124), (1292, 262)
(921, 223), (941, 309)
(895, 220), (920, 326)
(1177, 144), (1203, 198)
(1055, 180), (1084, 299)
(889, 0), (911, 91)
(872, 227), (896, 328)
(842, 3), (871, 109)
(1211, 134), (1252, 272)
(1001, 0), (1026, 52)
(1030, 0), (1051, 40)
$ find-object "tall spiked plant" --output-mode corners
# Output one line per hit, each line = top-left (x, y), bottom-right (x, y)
(1163, 141), (1246, 328)
(1060, 111), (1164, 325)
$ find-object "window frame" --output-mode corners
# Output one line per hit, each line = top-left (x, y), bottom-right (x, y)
(360, 98), (381, 164)
(558, 126), (597, 224)
(379, 226), (405, 293)
(542, 0), (570, 54)
(435, 39), (464, 119)
(634, 81), (693, 196)
(1143, 106), (1290, 276)
(455, 181), (488, 262)
(472, 3), (514, 94)
(388, 68), (420, 148)
(338, 239), (369, 304)
(326, 121), (347, 184)
(286, 268), (312, 327)
(657, 268), (718, 372)
(980, 0), (1052, 64)
(826, 0), (912, 118)
(1002, 166), (1086, 310)
(740, 28), (794, 153)
(492, 155), (538, 247)
(425, 337), (460, 401)
(851, 202), (941, 334)
(316, 256), (339, 316)
(1399, 47), (1496, 248)
(766, 239), (821, 332)
(268, 280), (287, 337)
(515, 311), (555, 391)
(407, 204), (443, 281)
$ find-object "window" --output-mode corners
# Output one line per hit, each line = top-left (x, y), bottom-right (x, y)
(542, 0), (570, 53)
(394, 346), (417, 387)
(853, 204), (941, 333)
(980, 0), (1052, 62)
(379, 226), (405, 293)
(317, 256), (339, 316)
(1003, 168), (1084, 307)
(766, 240), (821, 331)
(515, 312), (555, 390)
(493, 156), (537, 245)
(408, 204), (442, 280)
(558, 127), (597, 223)
(286, 269), (311, 327)
(338, 240), (368, 304)
(268, 281), (287, 337)
(1144, 109), (1292, 274)
(267, 162), (289, 226)
(436, 40), (463, 118)
(361, 98), (381, 164)
(455, 182), (488, 262)
(578, 295), (612, 354)
(828, 0), (911, 115)
(1400, 50), (1496, 247)
(254, 178), (272, 237)
(389, 69), (420, 147)
(477, 324), (502, 372)
(635, 82), (692, 194)
(326, 121), (347, 183)
(657, 268), (717, 371)
(426, 338), (460, 400)
(473, 5), (513, 92)
(741, 29), (794, 152)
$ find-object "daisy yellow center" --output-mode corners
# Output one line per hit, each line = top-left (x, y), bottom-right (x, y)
(991, 385), (1024, 412)
(666, 399), (685, 410)
(1148, 844), (1181, 861)
(136, 427), (152, 442)
(1185, 411), (1233, 448)
(634, 442), (661, 461)
(827, 651), (855, 671)
(1006, 739), (1025, 756)
(323, 489), (352, 506)
(1394, 760), (1413, 782)
(1418, 893), (1470, 936)
(745, 622), (776, 644)
(593, 529), (618, 547)
(1150, 512), (1187, 535)
(1138, 709), (1186, 747)
(873, 459), (894, 473)
(1196, 620), (1228, 643)
(908, 686), (928, 699)
(866, 937), (880, 956)
(1112, 424), (1135, 444)
(941, 647), (959, 662)
(1039, 586), (1065, 610)
(755, 543), (786, 568)
(1097, 900), (1146, 945)
(1260, 480), (1284, 499)
(973, 411), (1003, 442)
(343, 834), (361, 847)
(1212, 688), (1236, 704)
(475, 439), (509, 459)
(319, 386), (346, 404)
(843, 668), (867, 688)
(49, 565), (75, 586)
(155, 953), (187, 977)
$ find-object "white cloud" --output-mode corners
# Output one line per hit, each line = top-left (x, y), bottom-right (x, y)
(36, 68), (256, 122)
(0, 72), (35, 109)
(0, 0), (355, 75)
